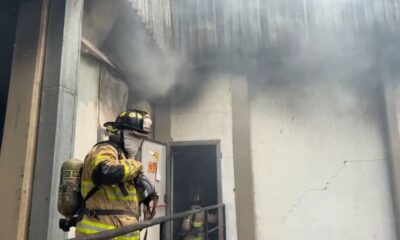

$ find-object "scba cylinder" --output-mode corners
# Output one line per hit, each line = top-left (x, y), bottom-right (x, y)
(58, 159), (83, 218)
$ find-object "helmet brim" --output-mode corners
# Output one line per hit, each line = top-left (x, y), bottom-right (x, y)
(104, 122), (117, 128)
(103, 121), (151, 135)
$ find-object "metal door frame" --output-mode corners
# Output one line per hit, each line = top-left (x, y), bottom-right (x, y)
(168, 140), (224, 240)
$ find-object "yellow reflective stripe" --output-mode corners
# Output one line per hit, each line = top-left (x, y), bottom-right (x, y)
(193, 222), (203, 228)
(81, 190), (138, 201)
(121, 160), (130, 181)
(95, 155), (111, 161)
(77, 220), (140, 240)
(78, 219), (114, 230)
(76, 227), (98, 235)
(82, 181), (137, 194)
(185, 237), (202, 240)
(81, 181), (138, 201)
(115, 236), (140, 240)
(88, 157), (106, 172)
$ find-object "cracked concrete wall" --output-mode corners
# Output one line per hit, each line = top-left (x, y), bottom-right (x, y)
(170, 72), (238, 240)
(250, 79), (396, 240)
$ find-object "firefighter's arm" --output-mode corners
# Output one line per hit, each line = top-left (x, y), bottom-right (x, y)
(88, 145), (142, 186)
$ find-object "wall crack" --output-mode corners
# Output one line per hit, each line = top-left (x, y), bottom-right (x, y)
(282, 158), (383, 222)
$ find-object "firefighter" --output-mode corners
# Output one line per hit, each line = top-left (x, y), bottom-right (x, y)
(179, 194), (219, 240)
(179, 195), (204, 240)
(183, 207), (205, 240)
(75, 109), (152, 239)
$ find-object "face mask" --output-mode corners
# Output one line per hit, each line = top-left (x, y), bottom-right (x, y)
(123, 130), (143, 158)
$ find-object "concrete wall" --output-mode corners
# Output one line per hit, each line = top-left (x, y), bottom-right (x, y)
(98, 63), (128, 136)
(74, 56), (101, 159)
(170, 73), (238, 240)
(250, 79), (396, 240)
(74, 55), (128, 159)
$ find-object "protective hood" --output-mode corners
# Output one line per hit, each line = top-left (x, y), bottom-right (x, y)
(123, 130), (143, 158)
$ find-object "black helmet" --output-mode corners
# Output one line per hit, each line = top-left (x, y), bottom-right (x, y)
(104, 109), (152, 135)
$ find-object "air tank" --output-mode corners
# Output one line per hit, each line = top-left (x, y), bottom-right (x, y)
(57, 159), (83, 218)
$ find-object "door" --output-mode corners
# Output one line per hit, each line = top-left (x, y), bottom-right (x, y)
(170, 141), (222, 240)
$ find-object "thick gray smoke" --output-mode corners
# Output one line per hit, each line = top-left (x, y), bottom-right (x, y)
(99, 0), (184, 102)
(91, 0), (400, 104)
(172, 0), (400, 100)
(170, 0), (400, 105)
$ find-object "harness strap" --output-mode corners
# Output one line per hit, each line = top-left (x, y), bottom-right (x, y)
(85, 209), (139, 219)
(84, 186), (100, 202)
(118, 182), (129, 197)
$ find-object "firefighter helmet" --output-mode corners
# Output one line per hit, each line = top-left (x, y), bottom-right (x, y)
(104, 109), (152, 135)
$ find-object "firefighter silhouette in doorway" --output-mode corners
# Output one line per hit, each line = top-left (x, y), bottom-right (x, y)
(178, 193), (218, 240)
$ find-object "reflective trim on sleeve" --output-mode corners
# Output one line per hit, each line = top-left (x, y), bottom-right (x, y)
(89, 155), (111, 172)
(120, 160), (130, 181)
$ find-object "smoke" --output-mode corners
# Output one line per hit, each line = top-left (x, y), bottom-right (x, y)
(170, 0), (400, 102)
(96, 0), (400, 106)
(102, 0), (185, 102)
(243, 0), (400, 99)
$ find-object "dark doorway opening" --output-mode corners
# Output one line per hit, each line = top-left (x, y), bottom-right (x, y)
(0, 0), (20, 150)
(170, 141), (222, 240)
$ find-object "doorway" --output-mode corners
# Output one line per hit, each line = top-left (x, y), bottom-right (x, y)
(170, 141), (222, 240)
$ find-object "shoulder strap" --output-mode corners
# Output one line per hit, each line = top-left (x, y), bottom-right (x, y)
(84, 186), (100, 202)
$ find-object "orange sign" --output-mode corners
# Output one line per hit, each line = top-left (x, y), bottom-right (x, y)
(148, 162), (157, 173)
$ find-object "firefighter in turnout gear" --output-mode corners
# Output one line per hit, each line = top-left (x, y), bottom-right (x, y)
(179, 195), (206, 240)
(178, 194), (218, 240)
(75, 109), (153, 239)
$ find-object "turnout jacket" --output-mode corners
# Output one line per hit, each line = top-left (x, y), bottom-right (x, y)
(76, 142), (142, 240)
